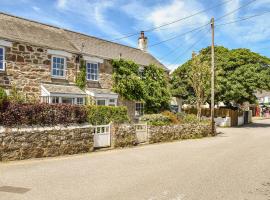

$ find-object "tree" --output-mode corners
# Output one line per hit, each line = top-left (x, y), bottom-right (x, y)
(171, 46), (270, 107)
(188, 54), (210, 119)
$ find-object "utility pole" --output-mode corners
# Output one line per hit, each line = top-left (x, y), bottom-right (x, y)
(211, 17), (215, 135)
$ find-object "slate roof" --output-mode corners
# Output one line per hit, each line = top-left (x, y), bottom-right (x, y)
(42, 83), (86, 95)
(86, 88), (118, 95)
(0, 12), (167, 70)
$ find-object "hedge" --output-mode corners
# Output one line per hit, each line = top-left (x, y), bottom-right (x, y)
(0, 103), (130, 127)
(0, 103), (87, 127)
(87, 105), (129, 125)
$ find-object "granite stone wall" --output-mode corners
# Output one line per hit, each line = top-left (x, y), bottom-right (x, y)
(112, 124), (137, 148)
(113, 123), (213, 147)
(148, 124), (212, 144)
(0, 125), (94, 161)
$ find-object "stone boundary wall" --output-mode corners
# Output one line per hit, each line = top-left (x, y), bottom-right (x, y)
(0, 125), (94, 161)
(113, 123), (212, 147)
(148, 124), (212, 144)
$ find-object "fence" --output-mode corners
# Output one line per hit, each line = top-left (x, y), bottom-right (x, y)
(183, 108), (244, 127)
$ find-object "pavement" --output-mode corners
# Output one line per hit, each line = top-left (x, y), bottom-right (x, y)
(1, 119), (270, 200)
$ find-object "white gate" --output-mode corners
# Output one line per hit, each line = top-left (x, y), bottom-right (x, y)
(135, 123), (148, 143)
(93, 123), (111, 148)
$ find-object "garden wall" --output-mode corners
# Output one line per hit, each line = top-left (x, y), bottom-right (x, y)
(0, 125), (94, 161)
(113, 123), (213, 147)
(148, 123), (212, 143)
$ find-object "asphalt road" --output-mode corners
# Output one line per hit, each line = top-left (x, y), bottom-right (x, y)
(1, 119), (270, 200)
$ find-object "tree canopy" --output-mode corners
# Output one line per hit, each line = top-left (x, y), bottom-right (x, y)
(112, 59), (171, 113)
(171, 46), (270, 106)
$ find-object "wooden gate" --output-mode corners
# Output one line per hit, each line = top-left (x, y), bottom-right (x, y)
(135, 123), (148, 143)
(93, 123), (111, 148)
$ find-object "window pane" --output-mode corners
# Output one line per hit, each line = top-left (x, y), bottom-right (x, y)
(0, 48), (4, 70)
(62, 97), (74, 104)
(86, 62), (98, 80)
(97, 100), (106, 106)
(76, 97), (84, 105)
(52, 57), (65, 77)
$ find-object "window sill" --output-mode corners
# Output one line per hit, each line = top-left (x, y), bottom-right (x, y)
(87, 79), (99, 82)
(51, 76), (67, 80)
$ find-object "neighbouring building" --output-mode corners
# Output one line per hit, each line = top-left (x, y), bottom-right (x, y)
(256, 91), (270, 105)
(0, 12), (168, 120)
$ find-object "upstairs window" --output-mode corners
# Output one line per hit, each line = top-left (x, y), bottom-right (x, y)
(0, 47), (5, 71)
(52, 56), (66, 78)
(87, 62), (99, 81)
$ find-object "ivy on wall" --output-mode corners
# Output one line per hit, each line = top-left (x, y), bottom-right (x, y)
(112, 59), (171, 113)
(76, 59), (87, 90)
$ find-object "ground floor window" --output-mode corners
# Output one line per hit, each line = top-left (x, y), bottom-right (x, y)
(95, 98), (117, 106)
(41, 96), (85, 105)
(135, 102), (144, 117)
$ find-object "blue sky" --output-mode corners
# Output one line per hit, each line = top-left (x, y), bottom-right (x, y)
(0, 0), (270, 70)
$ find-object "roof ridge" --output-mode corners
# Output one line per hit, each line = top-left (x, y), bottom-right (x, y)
(0, 11), (142, 52)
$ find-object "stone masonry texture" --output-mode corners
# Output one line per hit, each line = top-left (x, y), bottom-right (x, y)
(0, 126), (94, 161)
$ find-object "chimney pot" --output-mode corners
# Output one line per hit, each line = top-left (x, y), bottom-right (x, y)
(138, 31), (148, 52)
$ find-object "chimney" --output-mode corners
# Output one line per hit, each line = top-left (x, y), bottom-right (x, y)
(138, 31), (148, 52)
(192, 51), (197, 58)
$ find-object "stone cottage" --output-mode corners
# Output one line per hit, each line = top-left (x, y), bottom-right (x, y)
(0, 12), (168, 120)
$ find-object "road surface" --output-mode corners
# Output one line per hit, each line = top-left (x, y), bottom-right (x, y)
(1, 119), (270, 200)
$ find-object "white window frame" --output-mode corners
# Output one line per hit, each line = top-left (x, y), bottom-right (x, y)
(47, 96), (85, 105)
(51, 56), (66, 78)
(135, 102), (144, 117)
(95, 98), (117, 106)
(86, 62), (99, 81)
(0, 46), (5, 71)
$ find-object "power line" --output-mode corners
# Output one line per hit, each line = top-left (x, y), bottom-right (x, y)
(167, 28), (211, 69)
(216, 0), (258, 21)
(216, 11), (270, 27)
(109, 0), (234, 42)
(148, 0), (258, 48)
(157, 27), (207, 62)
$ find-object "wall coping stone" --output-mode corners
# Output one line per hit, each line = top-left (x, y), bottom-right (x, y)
(0, 123), (92, 133)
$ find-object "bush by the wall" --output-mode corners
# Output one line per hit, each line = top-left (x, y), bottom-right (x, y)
(87, 105), (129, 125)
(0, 87), (7, 108)
(140, 114), (171, 126)
(0, 103), (87, 127)
(161, 111), (179, 124)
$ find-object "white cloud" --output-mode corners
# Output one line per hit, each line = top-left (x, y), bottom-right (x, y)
(56, 0), (67, 9)
(32, 6), (40, 12)
(55, 0), (135, 46)
(220, 0), (270, 44)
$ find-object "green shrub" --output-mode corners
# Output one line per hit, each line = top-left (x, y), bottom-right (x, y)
(0, 103), (87, 127)
(182, 114), (200, 124)
(161, 111), (179, 124)
(87, 105), (129, 125)
(0, 87), (7, 106)
(140, 114), (171, 126)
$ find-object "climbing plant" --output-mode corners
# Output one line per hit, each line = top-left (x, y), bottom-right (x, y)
(112, 59), (171, 113)
(76, 59), (87, 90)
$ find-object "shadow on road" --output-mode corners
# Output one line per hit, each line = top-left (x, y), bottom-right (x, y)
(237, 121), (270, 129)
